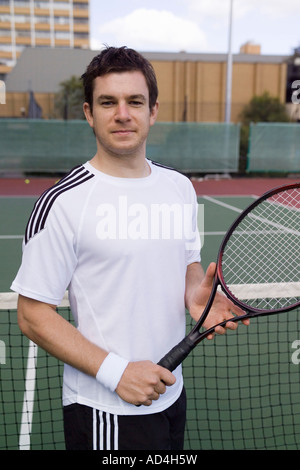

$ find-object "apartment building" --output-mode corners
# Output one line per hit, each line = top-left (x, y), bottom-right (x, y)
(0, 0), (89, 78)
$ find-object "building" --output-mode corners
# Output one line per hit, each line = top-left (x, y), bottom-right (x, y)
(0, 0), (89, 79)
(148, 50), (287, 123)
(1, 47), (293, 122)
(239, 41), (261, 55)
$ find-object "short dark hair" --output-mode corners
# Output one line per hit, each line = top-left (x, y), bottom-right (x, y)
(81, 46), (158, 113)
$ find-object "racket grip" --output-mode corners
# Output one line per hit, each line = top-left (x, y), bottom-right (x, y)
(157, 336), (195, 372)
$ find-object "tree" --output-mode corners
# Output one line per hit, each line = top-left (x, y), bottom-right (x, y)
(54, 75), (85, 120)
(239, 92), (290, 164)
(240, 92), (290, 125)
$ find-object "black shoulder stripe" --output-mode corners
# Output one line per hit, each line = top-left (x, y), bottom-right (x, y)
(150, 160), (189, 179)
(150, 160), (176, 171)
(25, 165), (94, 244)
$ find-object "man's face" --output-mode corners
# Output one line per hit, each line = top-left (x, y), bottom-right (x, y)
(83, 71), (159, 160)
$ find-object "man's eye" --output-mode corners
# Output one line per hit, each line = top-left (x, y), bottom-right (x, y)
(101, 101), (114, 107)
(130, 101), (143, 106)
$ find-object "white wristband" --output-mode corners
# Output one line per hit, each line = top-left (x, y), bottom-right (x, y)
(96, 353), (129, 392)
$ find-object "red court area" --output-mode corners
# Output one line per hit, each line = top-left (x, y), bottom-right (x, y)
(0, 176), (299, 197)
(192, 177), (300, 196)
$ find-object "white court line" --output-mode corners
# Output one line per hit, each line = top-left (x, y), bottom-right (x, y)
(200, 196), (254, 239)
(16, 292), (69, 450)
(203, 195), (300, 236)
(0, 235), (23, 240)
(202, 195), (258, 213)
(199, 231), (226, 236)
(19, 341), (38, 450)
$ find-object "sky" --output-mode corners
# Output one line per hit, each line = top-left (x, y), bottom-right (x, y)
(89, 0), (299, 57)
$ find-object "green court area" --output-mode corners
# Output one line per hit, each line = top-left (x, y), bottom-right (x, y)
(1, 192), (300, 450)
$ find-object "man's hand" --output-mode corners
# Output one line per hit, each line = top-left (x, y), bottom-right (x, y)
(188, 262), (250, 340)
(116, 361), (176, 406)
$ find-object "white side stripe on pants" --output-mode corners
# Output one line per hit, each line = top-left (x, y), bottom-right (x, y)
(93, 409), (119, 450)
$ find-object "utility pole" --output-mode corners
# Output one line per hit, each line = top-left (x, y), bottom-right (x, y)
(225, 0), (234, 123)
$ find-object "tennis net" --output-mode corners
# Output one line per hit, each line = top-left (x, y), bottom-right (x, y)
(1, 289), (300, 450)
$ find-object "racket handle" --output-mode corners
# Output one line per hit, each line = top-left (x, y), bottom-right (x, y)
(157, 336), (195, 372)
(135, 337), (195, 407)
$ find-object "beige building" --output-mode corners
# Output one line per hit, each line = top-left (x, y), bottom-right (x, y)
(2, 47), (289, 123)
(0, 0), (89, 77)
(150, 51), (287, 123)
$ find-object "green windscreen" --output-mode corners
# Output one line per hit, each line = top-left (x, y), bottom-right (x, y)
(247, 123), (300, 173)
(0, 120), (240, 174)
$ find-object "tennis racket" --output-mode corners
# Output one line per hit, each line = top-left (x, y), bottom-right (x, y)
(158, 182), (300, 372)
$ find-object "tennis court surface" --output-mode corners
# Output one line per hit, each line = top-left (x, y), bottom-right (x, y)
(1, 175), (300, 450)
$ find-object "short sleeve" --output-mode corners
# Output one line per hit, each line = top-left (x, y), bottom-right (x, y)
(11, 202), (77, 305)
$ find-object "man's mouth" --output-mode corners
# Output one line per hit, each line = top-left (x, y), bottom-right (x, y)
(112, 129), (135, 135)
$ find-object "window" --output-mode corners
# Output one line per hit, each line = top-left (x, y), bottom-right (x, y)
(14, 1), (30, 7)
(53, 2), (71, 10)
(35, 30), (51, 38)
(34, 1), (50, 8)
(34, 15), (50, 23)
(73, 17), (88, 24)
(74, 32), (88, 39)
(55, 31), (71, 39)
(54, 16), (70, 24)
(0, 44), (12, 51)
(15, 30), (31, 37)
(0, 14), (11, 22)
(0, 57), (16, 66)
(14, 15), (31, 23)
(73, 2), (88, 9)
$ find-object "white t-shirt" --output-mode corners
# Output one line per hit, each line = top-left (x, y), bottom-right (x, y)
(11, 159), (201, 415)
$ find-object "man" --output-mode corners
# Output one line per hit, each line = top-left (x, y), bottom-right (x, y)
(11, 46), (247, 450)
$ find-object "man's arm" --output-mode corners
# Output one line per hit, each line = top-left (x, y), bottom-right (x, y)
(17, 294), (175, 406)
(185, 262), (249, 339)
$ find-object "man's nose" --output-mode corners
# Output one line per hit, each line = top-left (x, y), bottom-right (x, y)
(115, 102), (131, 121)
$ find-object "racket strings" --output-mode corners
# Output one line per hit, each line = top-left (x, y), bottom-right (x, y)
(221, 188), (300, 310)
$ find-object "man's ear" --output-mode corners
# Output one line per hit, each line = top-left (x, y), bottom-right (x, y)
(150, 101), (159, 127)
(83, 102), (94, 128)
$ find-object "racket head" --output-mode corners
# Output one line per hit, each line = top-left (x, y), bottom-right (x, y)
(216, 182), (300, 316)
(158, 182), (300, 371)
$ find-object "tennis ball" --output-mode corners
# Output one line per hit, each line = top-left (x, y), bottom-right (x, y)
(24, 179), (30, 184)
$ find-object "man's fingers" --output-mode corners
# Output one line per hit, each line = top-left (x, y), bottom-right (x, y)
(158, 366), (176, 387)
(201, 262), (217, 289)
(206, 316), (250, 341)
(116, 361), (176, 406)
